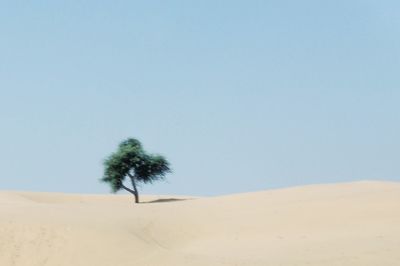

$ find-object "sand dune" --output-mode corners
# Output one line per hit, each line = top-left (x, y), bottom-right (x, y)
(1, 181), (400, 266)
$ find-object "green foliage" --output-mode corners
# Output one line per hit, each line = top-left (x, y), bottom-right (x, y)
(101, 138), (171, 193)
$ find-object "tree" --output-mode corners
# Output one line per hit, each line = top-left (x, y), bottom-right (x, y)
(101, 138), (171, 203)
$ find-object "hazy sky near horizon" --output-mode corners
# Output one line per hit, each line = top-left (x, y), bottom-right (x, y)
(1, 1), (399, 196)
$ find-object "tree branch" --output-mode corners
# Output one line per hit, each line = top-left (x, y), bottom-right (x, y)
(121, 183), (135, 195)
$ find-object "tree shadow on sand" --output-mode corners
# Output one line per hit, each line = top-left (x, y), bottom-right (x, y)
(142, 198), (192, 204)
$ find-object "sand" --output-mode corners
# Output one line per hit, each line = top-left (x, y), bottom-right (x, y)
(1, 181), (400, 266)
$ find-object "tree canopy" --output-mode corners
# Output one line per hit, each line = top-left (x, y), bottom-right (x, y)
(101, 138), (171, 203)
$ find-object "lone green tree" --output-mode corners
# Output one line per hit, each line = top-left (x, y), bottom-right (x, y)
(101, 138), (171, 203)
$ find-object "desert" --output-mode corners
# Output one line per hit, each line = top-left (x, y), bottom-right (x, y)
(1, 181), (399, 266)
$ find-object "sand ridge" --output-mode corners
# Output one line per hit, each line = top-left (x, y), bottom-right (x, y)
(1, 181), (400, 265)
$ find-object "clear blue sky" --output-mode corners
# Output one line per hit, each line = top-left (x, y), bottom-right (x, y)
(1, 1), (399, 196)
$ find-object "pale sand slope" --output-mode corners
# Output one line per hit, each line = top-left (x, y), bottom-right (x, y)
(1, 181), (400, 266)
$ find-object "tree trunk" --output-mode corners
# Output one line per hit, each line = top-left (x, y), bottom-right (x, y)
(128, 173), (139, 203)
(131, 179), (139, 203)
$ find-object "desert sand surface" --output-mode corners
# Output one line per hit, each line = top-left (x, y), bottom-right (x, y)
(1, 181), (400, 266)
